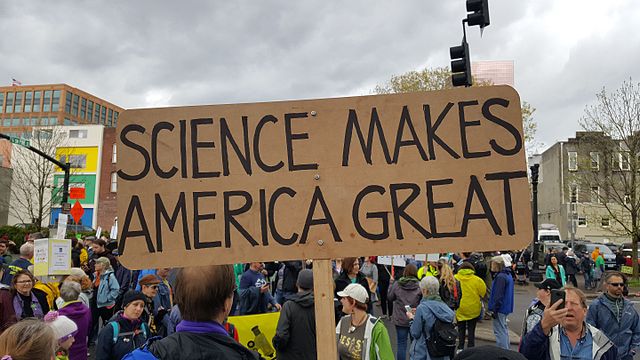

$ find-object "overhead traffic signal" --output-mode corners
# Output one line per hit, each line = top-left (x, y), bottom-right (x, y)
(466, 0), (490, 28)
(450, 40), (472, 87)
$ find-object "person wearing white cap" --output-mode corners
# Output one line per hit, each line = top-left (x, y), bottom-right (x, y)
(44, 310), (78, 360)
(336, 283), (393, 359)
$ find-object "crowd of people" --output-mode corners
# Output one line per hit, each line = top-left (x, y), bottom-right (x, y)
(0, 231), (638, 359)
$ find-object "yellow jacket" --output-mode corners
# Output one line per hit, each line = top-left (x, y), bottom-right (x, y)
(79, 248), (88, 266)
(34, 282), (60, 310)
(417, 264), (438, 279)
(454, 269), (487, 321)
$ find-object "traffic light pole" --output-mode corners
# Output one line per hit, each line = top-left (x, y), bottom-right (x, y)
(0, 133), (71, 204)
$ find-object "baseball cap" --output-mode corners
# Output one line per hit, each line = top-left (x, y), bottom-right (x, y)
(534, 278), (561, 291)
(337, 283), (368, 303)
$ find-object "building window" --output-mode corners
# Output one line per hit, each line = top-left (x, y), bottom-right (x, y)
(59, 154), (87, 169)
(52, 90), (61, 112)
(601, 216), (610, 227)
(65, 91), (72, 114)
(101, 106), (107, 124)
(11, 118), (19, 126)
(33, 91), (41, 112)
(80, 98), (87, 119)
(568, 151), (577, 171)
(94, 104), (101, 123)
(2, 118), (10, 127)
(69, 129), (88, 139)
(24, 91), (32, 113)
(112, 143), (117, 163)
(590, 186), (599, 203)
(620, 152), (630, 171)
(72, 94), (79, 116)
(590, 152), (599, 170)
(578, 216), (587, 227)
(113, 111), (119, 126)
(49, 117), (58, 125)
(30, 117), (38, 126)
(87, 101), (93, 122)
(570, 184), (578, 203)
(5, 92), (14, 114)
(43, 90), (52, 112)
(108, 108), (113, 127)
(110, 172), (117, 192)
(14, 92), (22, 113)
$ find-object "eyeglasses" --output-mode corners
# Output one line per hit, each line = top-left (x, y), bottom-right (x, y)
(16, 280), (32, 284)
(607, 282), (625, 287)
(149, 285), (158, 290)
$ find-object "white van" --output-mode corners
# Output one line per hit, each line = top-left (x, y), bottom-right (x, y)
(538, 229), (561, 242)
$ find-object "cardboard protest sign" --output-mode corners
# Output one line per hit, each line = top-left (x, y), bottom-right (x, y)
(117, 85), (532, 269)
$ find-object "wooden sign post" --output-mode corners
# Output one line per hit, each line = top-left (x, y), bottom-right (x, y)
(116, 85), (532, 360)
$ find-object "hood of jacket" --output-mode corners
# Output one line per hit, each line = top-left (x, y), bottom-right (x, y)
(291, 291), (314, 308)
(421, 295), (455, 322)
(397, 276), (419, 289)
(456, 269), (476, 278)
(99, 269), (114, 279)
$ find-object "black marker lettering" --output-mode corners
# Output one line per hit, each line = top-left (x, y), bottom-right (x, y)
(352, 185), (389, 241)
(117, 124), (150, 181)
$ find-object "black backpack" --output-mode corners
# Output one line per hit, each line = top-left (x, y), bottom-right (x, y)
(427, 318), (458, 358)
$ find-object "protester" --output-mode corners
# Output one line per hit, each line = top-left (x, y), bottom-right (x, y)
(32, 270), (60, 310)
(88, 239), (118, 276)
(406, 276), (456, 360)
(437, 260), (462, 311)
(44, 311), (78, 360)
(57, 281), (91, 360)
(0, 242), (34, 285)
(277, 261), (303, 304)
(273, 269), (316, 360)
(519, 287), (616, 360)
(89, 257), (119, 345)
(336, 283), (393, 360)
(579, 251), (594, 290)
(57, 267), (92, 307)
(239, 262), (281, 315)
(594, 252), (605, 289)
(154, 268), (173, 335)
(361, 257), (379, 303)
(71, 238), (89, 268)
(587, 272), (640, 359)
(0, 240), (12, 265)
(417, 261), (439, 279)
(0, 318), (57, 359)
(96, 290), (149, 360)
(591, 247), (601, 262)
(112, 254), (133, 310)
(147, 265), (260, 359)
(615, 250), (626, 271)
(564, 250), (578, 287)
(455, 262), (487, 351)
(334, 257), (372, 315)
(488, 256), (513, 350)
(544, 256), (566, 287)
(138, 274), (165, 336)
(520, 279), (561, 340)
(388, 264), (422, 360)
(377, 261), (393, 319)
(0, 269), (49, 332)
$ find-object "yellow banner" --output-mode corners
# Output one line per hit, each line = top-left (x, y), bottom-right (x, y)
(621, 265), (633, 275)
(229, 312), (280, 359)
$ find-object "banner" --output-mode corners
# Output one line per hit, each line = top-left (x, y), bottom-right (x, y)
(229, 312), (280, 359)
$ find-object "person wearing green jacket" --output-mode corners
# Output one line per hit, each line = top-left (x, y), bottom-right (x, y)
(544, 256), (566, 286)
(454, 262), (487, 350)
(336, 283), (393, 360)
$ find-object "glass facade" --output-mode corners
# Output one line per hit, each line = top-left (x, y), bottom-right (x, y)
(43, 90), (52, 112)
(94, 104), (101, 123)
(33, 91), (41, 112)
(72, 94), (79, 116)
(80, 98), (86, 119)
(52, 90), (60, 112)
(87, 101), (93, 122)
(0, 92), (3, 114)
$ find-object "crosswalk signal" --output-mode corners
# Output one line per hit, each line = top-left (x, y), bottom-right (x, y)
(450, 40), (472, 87)
(466, 0), (490, 28)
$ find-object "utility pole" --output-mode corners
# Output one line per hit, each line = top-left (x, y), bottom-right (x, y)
(529, 164), (544, 282)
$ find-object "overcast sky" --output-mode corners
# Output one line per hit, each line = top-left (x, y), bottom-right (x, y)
(1, 0), (638, 151)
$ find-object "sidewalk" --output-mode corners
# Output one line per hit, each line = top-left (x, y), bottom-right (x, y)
(474, 318), (520, 345)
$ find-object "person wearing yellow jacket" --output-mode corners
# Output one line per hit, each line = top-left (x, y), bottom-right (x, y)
(416, 263), (438, 279)
(34, 280), (61, 310)
(454, 262), (487, 351)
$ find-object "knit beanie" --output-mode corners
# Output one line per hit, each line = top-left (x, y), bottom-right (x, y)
(44, 311), (78, 343)
(122, 290), (147, 308)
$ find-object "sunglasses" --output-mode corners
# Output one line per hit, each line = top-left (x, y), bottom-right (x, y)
(607, 282), (625, 287)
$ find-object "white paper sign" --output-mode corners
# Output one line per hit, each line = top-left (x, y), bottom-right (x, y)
(56, 213), (68, 240)
(110, 218), (118, 240)
(95, 226), (102, 238)
(426, 253), (440, 262)
(49, 240), (71, 273)
(378, 255), (407, 267)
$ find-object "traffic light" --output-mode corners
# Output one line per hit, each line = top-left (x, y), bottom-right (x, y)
(466, 0), (490, 28)
(450, 40), (472, 87)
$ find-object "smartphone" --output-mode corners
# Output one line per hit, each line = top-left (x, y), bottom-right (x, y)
(550, 289), (565, 309)
(404, 305), (412, 312)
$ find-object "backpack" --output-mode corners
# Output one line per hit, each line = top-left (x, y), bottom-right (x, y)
(426, 318), (458, 358)
(121, 337), (161, 360)
(469, 255), (487, 279)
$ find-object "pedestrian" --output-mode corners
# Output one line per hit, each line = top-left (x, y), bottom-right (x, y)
(273, 269), (316, 360)
(520, 279), (561, 340)
(594, 252), (605, 289)
(615, 250), (626, 271)
(406, 276), (456, 360)
(556, 247), (568, 268)
(564, 250), (578, 287)
(96, 290), (149, 360)
(519, 287), (616, 360)
(388, 264), (422, 360)
(278, 261), (303, 304)
(138, 274), (166, 336)
(377, 261), (393, 319)
(57, 281), (91, 360)
(587, 272), (640, 359)
(88, 239), (118, 277)
(154, 268), (173, 336)
(361, 257), (379, 303)
(0, 318), (57, 359)
(0, 242), (34, 285)
(146, 265), (261, 359)
(0, 239), (12, 265)
(437, 260), (462, 311)
(579, 252), (594, 290)
(239, 262), (281, 315)
(334, 257), (372, 315)
(0, 269), (49, 332)
(44, 311), (78, 360)
(55, 268), (92, 308)
(455, 262), (487, 351)
(89, 257), (119, 345)
(336, 283), (393, 360)
(544, 256), (566, 287)
(417, 261), (439, 280)
(488, 256), (513, 350)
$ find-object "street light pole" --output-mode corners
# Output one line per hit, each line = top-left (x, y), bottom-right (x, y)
(529, 164), (543, 282)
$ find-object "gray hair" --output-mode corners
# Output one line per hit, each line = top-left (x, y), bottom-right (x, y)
(419, 276), (440, 295)
(60, 281), (81, 302)
(20, 242), (34, 257)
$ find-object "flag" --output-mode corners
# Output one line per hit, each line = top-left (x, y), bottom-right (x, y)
(11, 78), (22, 86)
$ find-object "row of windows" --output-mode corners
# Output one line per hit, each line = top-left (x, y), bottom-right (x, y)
(64, 91), (118, 127)
(0, 90), (61, 114)
(1, 116), (60, 127)
(576, 215), (610, 228)
(569, 184), (632, 205)
(567, 151), (631, 171)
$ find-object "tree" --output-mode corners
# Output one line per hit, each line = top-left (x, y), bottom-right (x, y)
(575, 79), (640, 279)
(0, 127), (68, 228)
(373, 66), (537, 149)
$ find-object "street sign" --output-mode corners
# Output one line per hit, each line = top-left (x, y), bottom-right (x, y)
(9, 136), (30, 147)
(69, 187), (86, 200)
(61, 202), (71, 214)
(70, 200), (84, 224)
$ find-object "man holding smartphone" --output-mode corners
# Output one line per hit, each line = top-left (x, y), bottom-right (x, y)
(239, 262), (281, 315)
(519, 287), (616, 360)
(587, 272), (640, 360)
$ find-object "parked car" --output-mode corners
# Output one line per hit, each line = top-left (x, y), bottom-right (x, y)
(605, 243), (621, 253)
(573, 243), (617, 270)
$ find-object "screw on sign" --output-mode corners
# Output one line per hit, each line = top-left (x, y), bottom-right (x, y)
(70, 201), (84, 224)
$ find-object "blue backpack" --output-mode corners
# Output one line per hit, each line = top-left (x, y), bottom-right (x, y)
(121, 336), (162, 360)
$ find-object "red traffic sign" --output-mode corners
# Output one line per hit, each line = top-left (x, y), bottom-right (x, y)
(69, 187), (86, 200)
(70, 200), (84, 224)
